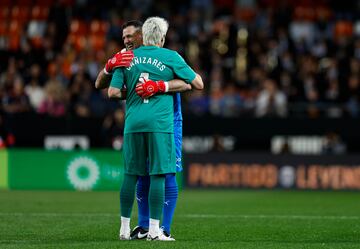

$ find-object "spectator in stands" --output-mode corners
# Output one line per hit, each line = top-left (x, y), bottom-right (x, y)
(2, 77), (31, 114)
(186, 89), (209, 116)
(345, 75), (360, 117)
(38, 80), (66, 117)
(209, 85), (223, 116)
(322, 131), (347, 155)
(101, 108), (125, 149)
(67, 64), (92, 117)
(0, 114), (15, 148)
(25, 78), (45, 111)
(89, 89), (119, 118)
(219, 84), (244, 117)
(0, 0), (359, 119)
(255, 79), (287, 117)
(0, 58), (21, 94)
(24, 64), (45, 110)
(324, 79), (342, 118)
(210, 134), (225, 152)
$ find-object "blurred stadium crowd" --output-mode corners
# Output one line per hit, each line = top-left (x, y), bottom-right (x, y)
(0, 0), (360, 120)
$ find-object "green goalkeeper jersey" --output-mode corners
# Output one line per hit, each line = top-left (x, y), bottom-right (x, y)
(110, 46), (196, 134)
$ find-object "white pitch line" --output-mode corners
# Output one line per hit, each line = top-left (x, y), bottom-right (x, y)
(182, 214), (360, 220)
(0, 212), (115, 217)
(0, 212), (359, 220)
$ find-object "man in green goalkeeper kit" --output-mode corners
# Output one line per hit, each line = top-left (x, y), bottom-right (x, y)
(96, 20), (202, 240)
(108, 17), (203, 241)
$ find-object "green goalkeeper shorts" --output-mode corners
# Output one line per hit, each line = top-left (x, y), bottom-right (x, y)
(123, 132), (176, 176)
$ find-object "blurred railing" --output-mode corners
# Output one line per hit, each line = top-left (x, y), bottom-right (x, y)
(2, 112), (360, 152)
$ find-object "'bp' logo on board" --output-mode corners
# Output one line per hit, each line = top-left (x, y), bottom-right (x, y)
(66, 156), (100, 191)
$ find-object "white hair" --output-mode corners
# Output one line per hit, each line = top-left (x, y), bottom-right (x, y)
(142, 17), (169, 46)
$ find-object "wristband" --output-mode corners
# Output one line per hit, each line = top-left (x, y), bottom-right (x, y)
(163, 81), (169, 92)
(103, 67), (112, 75)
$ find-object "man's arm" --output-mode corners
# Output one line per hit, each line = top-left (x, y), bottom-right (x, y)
(135, 78), (194, 98)
(191, 74), (204, 90)
(167, 79), (192, 92)
(95, 70), (112, 89)
(95, 51), (134, 89)
(108, 86), (127, 99)
(108, 78), (190, 99)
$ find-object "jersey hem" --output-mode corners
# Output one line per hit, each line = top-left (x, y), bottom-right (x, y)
(124, 130), (174, 134)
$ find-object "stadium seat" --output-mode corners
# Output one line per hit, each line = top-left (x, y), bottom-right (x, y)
(61, 0), (75, 7)
(90, 20), (108, 35)
(11, 6), (30, 22)
(0, 0), (11, 7)
(8, 34), (20, 51)
(35, 0), (53, 7)
(31, 6), (49, 20)
(0, 23), (7, 35)
(0, 7), (9, 20)
(316, 6), (332, 20)
(67, 34), (87, 51)
(235, 8), (256, 22)
(8, 20), (22, 36)
(16, 0), (33, 6)
(30, 36), (43, 49)
(334, 21), (353, 38)
(293, 6), (316, 21)
(70, 19), (88, 35)
(89, 35), (105, 50)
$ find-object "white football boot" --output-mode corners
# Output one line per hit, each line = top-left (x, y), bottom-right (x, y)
(160, 227), (175, 241)
(147, 228), (175, 241)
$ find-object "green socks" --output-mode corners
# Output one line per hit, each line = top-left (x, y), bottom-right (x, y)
(149, 175), (165, 220)
(120, 174), (165, 221)
(120, 174), (138, 218)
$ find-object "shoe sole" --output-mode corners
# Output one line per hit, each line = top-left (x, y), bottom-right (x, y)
(147, 236), (175, 241)
(131, 234), (148, 240)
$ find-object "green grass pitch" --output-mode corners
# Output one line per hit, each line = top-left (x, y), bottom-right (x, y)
(0, 190), (360, 248)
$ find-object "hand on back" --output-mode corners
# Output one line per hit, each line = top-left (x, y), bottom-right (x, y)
(104, 51), (134, 74)
(135, 79), (168, 99)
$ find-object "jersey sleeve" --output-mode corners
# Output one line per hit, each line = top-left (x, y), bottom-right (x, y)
(171, 52), (196, 84)
(110, 68), (125, 89)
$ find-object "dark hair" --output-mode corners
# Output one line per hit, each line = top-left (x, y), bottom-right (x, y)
(122, 20), (143, 30)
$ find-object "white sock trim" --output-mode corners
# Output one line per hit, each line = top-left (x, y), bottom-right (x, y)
(121, 216), (130, 228)
(121, 216), (130, 222)
(149, 218), (160, 236)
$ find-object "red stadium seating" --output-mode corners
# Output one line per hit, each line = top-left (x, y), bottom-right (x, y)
(35, 0), (54, 7)
(334, 21), (353, 38)
(11, 6), (30, 22)
(8, 34), (20, 50)
(0, 7), (9, 20)
(16, 0), (33, 6)
(31, 6), (49, 20)
(8, 20), (23, 35)
(0, 22), (7, 35)
(67, 34), (87, 51)
(0, 0), (12, 7)
(90, 20), (108, 35)
(89, 34), (105, 50)
(70, 19), (88, 35)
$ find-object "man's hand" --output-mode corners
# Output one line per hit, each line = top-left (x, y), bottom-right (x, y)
(135, 79), (169, 99)
(104, 51), (134, 74)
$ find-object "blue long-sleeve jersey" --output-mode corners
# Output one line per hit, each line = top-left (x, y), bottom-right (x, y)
(173, 93), (183, 172)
